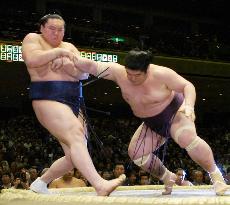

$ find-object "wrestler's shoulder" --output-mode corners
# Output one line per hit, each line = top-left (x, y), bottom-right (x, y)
(61, 41), (79, 52)
(22, 33), (42, 45)
(151, 64), (172, 76)
(151, 64), (169, 70)
(108, 62), (125, 76)
(23, 32), (41, 40)
(109, 62), (124, 70)
(61, 41), (77, 48)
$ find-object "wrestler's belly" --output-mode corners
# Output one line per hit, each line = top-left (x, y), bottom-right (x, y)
(29, 71), (78, 82)
(130, 95), (175, 118)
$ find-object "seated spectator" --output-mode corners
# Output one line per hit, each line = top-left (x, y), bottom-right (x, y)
(49, 169), (86, 188)
(13, 168), (30, 189)
(101, 170), (113, 180)
(175, 168), (193, 186)
(28, 168), (38, 184)
(139, 172), (150, 185)
(113, 163), (125, 178)
(12, 176), (29, 189)
(0, 172), (12, 189)
(1, 160), (10, 173)
(192, 170), (206, 185)
(112, 163), (126, 185)
(125, 171), (138, 186)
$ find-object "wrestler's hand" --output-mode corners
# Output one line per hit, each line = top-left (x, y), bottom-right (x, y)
(184, 105), (196, 121)
(62, 56), (75, 68)
(62, 56), (79, 77)
(72, 54), (79, 67)
(54, 48), (75, 61)
(51, 57), (63, 71)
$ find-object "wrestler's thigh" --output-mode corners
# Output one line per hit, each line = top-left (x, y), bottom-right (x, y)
(128, 123), (164, 158)
(32, 100), (84, 142)
(170, 111), (197, 140)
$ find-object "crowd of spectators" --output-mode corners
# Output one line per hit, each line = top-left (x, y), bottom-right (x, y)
(0, 114), (229, 190)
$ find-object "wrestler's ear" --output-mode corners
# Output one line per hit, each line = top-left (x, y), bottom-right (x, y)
(40, 25), (45, 33)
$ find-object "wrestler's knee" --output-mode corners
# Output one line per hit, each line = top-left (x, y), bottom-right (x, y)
(173, 125), (199, 150)
(175, 134), (202, 152)
(133, 154), (151, 167)
(176, 131), (196, 148)
(184, 136), (202, 152)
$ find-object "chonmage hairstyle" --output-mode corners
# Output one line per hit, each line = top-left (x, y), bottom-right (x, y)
(124, 49), (153, 72)
(38, 13), (65, 28)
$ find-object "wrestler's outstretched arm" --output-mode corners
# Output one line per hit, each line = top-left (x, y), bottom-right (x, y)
(74, 56), (121, 81)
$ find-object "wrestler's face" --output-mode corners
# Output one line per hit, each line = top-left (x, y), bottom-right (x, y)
(126, 68), (147, 85)
(41, 18), (65, 47)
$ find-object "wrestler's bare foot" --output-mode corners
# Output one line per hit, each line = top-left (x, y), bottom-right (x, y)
(209, 166), (229, 196)
(162, 171), (177, 195)
(214, 181), (229, 196)
(96, 174), (126, 196)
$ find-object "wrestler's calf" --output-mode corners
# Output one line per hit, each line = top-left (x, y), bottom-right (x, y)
(174, 125), (228, 195)
(133, 153), (176, 195)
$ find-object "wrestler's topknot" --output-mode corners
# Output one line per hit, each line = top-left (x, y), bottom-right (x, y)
(124, 49), (153, 73)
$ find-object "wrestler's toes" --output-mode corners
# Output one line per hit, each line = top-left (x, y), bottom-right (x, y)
(162, 187), (173, 195)
(162, 173), (176, 195)
(118, 174), (126, 182)
(214, 182), (229, 196)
